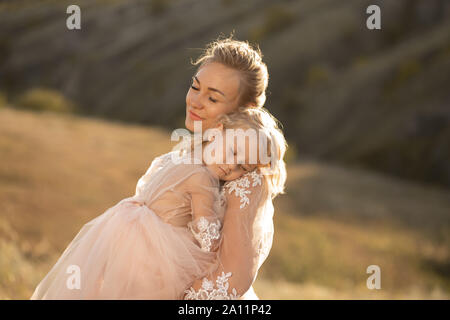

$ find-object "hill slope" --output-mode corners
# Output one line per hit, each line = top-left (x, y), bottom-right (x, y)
(1, 0), (449, 187)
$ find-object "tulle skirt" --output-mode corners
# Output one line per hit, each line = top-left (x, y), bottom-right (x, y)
(31, 198), (219, 300)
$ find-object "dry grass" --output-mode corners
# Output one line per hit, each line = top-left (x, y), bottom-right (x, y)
(0, 107), (449, 299)
(255, 160), (450, 299)
(0, 107), (171, 299)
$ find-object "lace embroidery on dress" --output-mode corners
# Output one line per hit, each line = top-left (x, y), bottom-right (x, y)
(223, 170), (263, 209)
(187, 217), (221, 252)
(184, 272), (240, 300)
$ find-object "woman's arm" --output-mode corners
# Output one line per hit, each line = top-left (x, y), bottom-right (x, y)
(183, 172), (271, 299)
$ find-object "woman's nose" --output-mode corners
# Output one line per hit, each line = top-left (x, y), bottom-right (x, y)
(190, 95), (204, 110)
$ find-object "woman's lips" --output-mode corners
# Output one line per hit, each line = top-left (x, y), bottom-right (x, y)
(189, 110), (204, 121)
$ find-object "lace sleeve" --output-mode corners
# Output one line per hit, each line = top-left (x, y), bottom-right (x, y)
(183, 170), (273, 300)
(222, 170), (263, 209)
(184, 168), (225, 253)
(187, 216), (221, 252)
(184, 271), (240, 300)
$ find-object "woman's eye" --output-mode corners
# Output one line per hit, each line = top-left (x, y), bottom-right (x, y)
(190, 84), (216, 102)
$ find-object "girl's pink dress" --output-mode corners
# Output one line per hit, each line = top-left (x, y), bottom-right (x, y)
(31, 151), (226, 299)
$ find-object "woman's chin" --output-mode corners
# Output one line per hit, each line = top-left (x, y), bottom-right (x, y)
(185, 117), (206, 132)
(185, 117), (193, 131)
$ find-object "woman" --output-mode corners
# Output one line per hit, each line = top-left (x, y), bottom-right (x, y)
(31, 35), (286, 300)
(181, 36), (286, 300)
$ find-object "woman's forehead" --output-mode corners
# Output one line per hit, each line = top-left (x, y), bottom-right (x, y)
(196, 63), (241, 100)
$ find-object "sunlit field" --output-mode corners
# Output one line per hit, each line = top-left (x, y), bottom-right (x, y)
(0, 107), (449, 299)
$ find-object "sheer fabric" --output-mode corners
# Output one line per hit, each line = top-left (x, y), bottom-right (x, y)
(183, 169), (274, 300)
(31, 151), (225, 299)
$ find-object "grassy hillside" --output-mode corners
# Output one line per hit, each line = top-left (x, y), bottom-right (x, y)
(0, 107), (449, 299)
(1, 0), (449, 188)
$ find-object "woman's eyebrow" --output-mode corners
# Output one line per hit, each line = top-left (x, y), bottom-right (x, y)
(193, 76), (226, 97)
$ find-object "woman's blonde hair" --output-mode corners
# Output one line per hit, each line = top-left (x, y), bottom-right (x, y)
(217, 107), (287, 198)
(191, 34), (269, 109)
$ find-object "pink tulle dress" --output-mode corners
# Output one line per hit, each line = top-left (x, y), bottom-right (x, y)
(31, 150), (274, 300)
(31, 151), (227, 299)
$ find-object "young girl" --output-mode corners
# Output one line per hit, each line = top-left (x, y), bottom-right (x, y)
(31, 107), (286, 300)
(183, 107), (287, 300)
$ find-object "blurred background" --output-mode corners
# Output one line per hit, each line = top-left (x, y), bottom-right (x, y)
(0, 0), (449, 299)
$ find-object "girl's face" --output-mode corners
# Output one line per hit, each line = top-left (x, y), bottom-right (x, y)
(185, 62), (242, 132)
(207, 159), (257, 181)
(204, 133), (258, 181)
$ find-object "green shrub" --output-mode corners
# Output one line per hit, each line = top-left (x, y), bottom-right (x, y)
(221, 0), (236, 7)
(15, 88), (76, 113)
(249, 5), (295, 41)
(306, 65), (330, 86)
(395, 59), (421, 84)
(148, 0), (171, 15)
(383, 59), (422, 97)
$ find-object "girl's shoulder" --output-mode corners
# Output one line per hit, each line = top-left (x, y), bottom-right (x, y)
(181, 164), (220, 190)
(165, 157), (219, 193)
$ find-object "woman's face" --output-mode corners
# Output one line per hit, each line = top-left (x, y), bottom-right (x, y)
(185, 62), (242, 132)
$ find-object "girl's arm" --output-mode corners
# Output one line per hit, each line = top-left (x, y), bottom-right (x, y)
(185, 170), (224, 253)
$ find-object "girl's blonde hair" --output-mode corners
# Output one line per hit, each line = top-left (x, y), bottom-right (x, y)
(217, 107), (287, 198)
(191, 34), (269, 109)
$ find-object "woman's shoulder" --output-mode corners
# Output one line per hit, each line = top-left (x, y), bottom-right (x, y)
(156, 150), (203, 173)
(146, 151), (176, 169)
